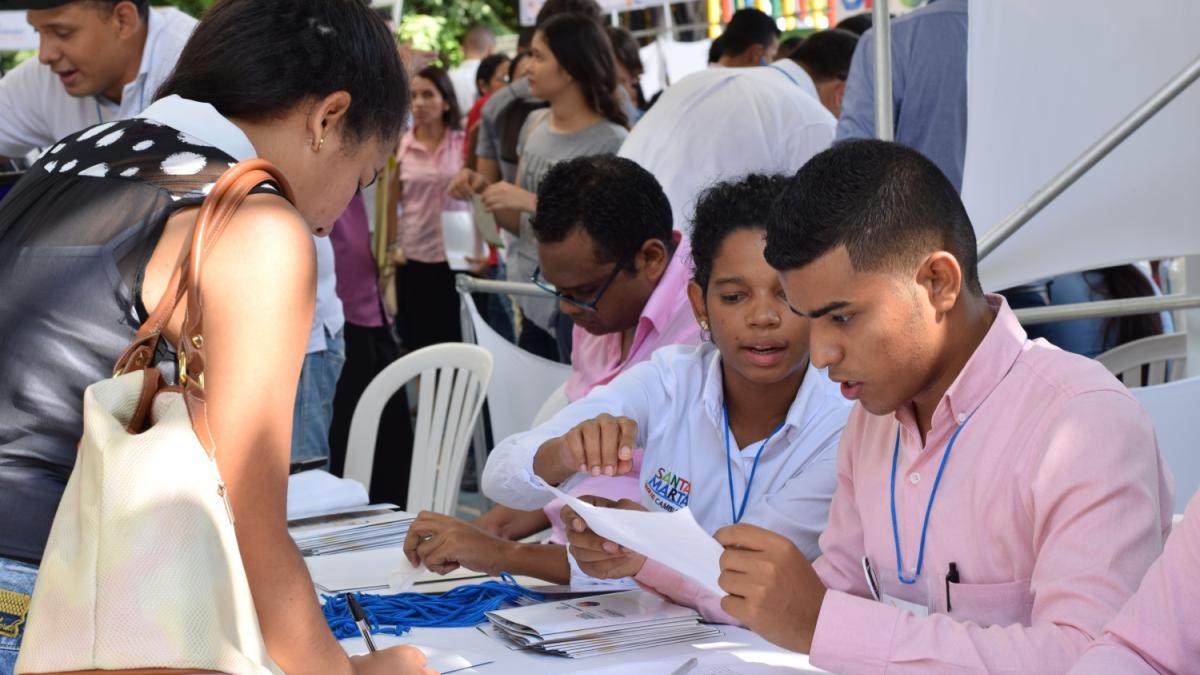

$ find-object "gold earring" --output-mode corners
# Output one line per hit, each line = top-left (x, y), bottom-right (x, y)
(700, 320), (709, 331)
(315, 136), (325, 153)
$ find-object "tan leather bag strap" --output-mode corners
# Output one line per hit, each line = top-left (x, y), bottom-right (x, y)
(177, 160), (294, 454)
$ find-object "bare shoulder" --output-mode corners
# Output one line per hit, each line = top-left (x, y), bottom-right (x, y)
(201, 192), (316, 295)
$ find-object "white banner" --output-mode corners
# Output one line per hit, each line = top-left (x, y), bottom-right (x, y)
(962, 0), (1200, 291)
(0, 10), (37, 52)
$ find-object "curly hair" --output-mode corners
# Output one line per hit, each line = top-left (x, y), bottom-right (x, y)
(690, 173), (791, 291)
(532, 154), (672, 266)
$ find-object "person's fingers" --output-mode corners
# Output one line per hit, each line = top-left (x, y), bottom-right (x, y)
(577, 494), (616, 508)
(579, 421), (601, 475)
(560, 504), (584, 533)
(564, 427), (587, 474)
(616, 417), (637, 475)
(597, 414), (620, 476)
(714, 523), (774, 551)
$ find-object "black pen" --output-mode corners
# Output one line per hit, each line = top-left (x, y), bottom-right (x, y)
(346, 593), (377, 653)
(946, 562), (960, 612)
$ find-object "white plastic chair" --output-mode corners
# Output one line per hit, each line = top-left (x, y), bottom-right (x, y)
(1095, 332), (1187, 387)
(344, 343), (493, 515)
(532, 382), (570, 428)
(1131, 375), (1200, 515)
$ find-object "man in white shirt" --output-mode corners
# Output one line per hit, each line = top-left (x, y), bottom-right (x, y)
(447, 24), (495, 120)
(619, 29), (858, 235)
(0, 0), (196, 159)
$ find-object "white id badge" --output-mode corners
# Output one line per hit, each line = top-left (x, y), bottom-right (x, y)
(862, 556), (931, 617)
(878, 591), (930, 617)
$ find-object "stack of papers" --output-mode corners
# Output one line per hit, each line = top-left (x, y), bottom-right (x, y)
(289, 506), (415, 557)
(482, 589), (722, 658)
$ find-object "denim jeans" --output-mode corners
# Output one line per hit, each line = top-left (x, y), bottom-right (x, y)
(291, 327), (347, 467)
(0, 557), (37, 675)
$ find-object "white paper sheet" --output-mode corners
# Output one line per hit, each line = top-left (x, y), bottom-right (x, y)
(472, 194), (504, 247)
(306, 547), (487, 593)
(341, 636), (493, 673)
(287, 470), (369, 520)
(534, 477), (726, 597)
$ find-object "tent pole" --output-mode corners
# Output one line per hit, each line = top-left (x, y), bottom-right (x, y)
(872, 0), (893, 141)
(978, 53), (1200, 261)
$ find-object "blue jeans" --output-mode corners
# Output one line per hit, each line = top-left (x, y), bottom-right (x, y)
(0, 557), (37, 675)
(291, 327), (346, 467)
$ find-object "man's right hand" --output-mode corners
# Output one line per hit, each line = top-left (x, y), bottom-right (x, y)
(350, 645), (436, 674)
(447, 168), (488, 200)
(534, 414), (637, 483)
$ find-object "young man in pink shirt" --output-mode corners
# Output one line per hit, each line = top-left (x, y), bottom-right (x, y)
(710, 140), (1174, 673)
(1068, 489), (1198, 674)
(404, 155), (700, 582)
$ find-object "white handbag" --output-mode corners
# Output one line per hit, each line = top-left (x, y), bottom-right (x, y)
(16, 161), (289, 675)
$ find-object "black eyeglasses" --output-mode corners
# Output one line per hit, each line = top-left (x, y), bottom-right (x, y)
(531, 252), (633, 313)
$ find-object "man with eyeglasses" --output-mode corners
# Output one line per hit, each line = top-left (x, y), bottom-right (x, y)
(529, 154), (699, 402)
(400, 155), (699, 586)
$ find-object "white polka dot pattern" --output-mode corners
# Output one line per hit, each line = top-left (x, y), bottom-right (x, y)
(161, 152), (207, 176)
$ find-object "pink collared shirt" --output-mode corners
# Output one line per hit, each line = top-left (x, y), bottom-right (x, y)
(1068, 490), (1198, 674)
(397, 127), (469, 264)
(564, 236), (702, 402)
(808, 295), (1174, 674)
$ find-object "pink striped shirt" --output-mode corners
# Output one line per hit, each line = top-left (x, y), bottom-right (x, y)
(1068, 490), (1198, 674)
(808, 295), (1174, 673)
(397, 128), (469, 264)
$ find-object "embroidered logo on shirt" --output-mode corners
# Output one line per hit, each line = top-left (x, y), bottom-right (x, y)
(644, 467), (691, 511)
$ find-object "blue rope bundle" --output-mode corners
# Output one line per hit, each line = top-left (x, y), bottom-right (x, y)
(323, 573), (545, 639)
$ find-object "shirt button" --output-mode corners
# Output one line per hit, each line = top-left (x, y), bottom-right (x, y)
(956, 413), (967, 424)
(909, 472), (921, 485)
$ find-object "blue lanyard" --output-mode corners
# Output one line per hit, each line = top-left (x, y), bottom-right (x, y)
(889, 413), (973, 584)
(722, 401), (786, 524)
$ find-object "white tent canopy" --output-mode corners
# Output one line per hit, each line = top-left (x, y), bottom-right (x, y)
(962, 0), (1200, 291)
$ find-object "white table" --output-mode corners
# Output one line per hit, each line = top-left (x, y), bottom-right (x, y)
(331, 573), (829, 674)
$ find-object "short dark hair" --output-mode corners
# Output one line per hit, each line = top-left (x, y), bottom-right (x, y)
(462, 24), (495, 52)
(156, 0), (408, 147)
(764, 140), (982, 294)
(88, 0), (148, 21)
(690, 174), (790, 291)
(719, 9), (780, 59)
(776, 35), (805, 60)
(508, 49), (531, 80)
(788, 29), (858, 82)
(707, 36), (724, 64)
(532, 154), (672, 266)
(836, 12), (874, 36)
(415, 65), (463, 130)
(535, 0), (601, 27)
(605, 25), (642, 77)
(475, 53), (510, 95)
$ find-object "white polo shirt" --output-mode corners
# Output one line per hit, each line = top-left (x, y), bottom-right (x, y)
(618, 59), (835, 235)
(482, 342), (852, 560)
(0, 7), (196, 158)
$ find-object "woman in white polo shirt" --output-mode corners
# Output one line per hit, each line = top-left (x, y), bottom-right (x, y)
(476, 174), (851, 607)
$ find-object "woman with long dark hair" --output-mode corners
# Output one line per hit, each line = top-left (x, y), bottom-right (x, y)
(0, 1), (429, 672)
(387, 65), (470, 351)
(449, 12), (628, 361)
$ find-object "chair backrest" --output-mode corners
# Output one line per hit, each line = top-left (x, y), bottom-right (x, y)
(532, 382), (570, 428)
(1131, 375), (1200, 514)
(344, 343), (493, 514)
(1095, 332), (1187, 387)
(459, 291), (571, 446)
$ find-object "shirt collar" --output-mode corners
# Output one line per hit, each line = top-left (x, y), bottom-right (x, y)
(637, 233), (692, 334)
(910, 293), (1027, 430)
(769, 59), (819, 99)
(700, 344), (828, 441)
(139, 95), (258, 161)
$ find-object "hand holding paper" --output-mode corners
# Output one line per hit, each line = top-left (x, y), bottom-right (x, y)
(533, 475), (726, 597)
(562, 496), (649, 580)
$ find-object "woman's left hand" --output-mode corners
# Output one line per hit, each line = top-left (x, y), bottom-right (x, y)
(403, 511), (514, 576)
(481, 181), (536, 214)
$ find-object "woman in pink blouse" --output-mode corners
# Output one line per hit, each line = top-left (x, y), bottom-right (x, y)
(387, 66), (470, 351)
